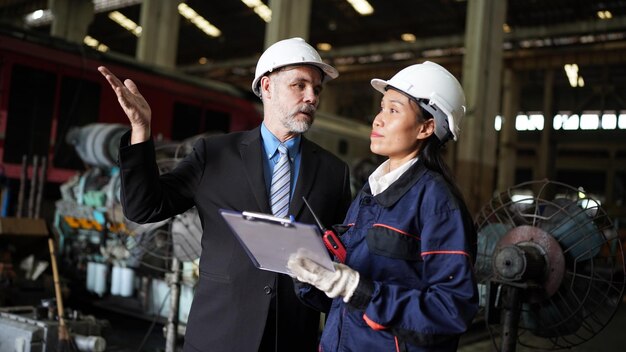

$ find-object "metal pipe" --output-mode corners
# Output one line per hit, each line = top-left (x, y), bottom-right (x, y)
(27, 155), (39, 218)
(73, 334), (107, 352)
(501, 286), (521, 352)
(16, 155), (27, 218)
(35, 156), (47, 219)
(165, 257), (181, 352)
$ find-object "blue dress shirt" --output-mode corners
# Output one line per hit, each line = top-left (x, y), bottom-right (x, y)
(260, 123), (301, 200)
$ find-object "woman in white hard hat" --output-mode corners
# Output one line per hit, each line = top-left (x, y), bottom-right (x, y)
(289, 61), (479, 351)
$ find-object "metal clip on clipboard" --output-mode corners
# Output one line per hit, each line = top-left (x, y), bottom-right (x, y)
(241, 211), (294, 227)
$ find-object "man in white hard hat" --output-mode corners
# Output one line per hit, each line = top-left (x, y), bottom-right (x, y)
(98, 37), (352, 352)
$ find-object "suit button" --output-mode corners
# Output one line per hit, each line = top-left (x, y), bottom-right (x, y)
(264, 286), (273, 295)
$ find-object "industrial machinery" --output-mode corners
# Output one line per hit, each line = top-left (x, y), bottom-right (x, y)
(54, 123), (204, 351)
(0, 304), (108, 352)
(475, 180), (625, 351)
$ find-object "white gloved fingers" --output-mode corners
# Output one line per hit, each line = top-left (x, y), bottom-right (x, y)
(287, 254), (360, 302)
(326, 263), (360, 302)
(287, 255), (331, 287)
(287, 254), (308, 279)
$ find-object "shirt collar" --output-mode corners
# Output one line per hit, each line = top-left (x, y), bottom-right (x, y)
(369, 157), (418, 196)
(261, 123), (300, 159)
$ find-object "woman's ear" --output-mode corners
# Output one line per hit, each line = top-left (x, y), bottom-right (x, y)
(417, 119), (435, 140)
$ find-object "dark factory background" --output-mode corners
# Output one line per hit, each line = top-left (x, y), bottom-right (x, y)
(1, 0), (626, 351)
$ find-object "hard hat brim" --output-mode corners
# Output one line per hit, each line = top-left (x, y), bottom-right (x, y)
(370, 78), (389, 95)
(252, 62), (338, 96)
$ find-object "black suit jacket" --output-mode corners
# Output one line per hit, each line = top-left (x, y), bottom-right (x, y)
(118, 126), (352, 352)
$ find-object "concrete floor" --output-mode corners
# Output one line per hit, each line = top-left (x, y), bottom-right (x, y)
(98, 297), (626, 352)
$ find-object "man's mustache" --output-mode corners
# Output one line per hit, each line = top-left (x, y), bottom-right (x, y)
(297, 104), (316, 115)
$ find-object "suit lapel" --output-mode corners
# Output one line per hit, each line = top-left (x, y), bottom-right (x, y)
(291, 137), (320, 219)
(239, 127), (271, 213)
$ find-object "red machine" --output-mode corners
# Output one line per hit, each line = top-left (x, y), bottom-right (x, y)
(0, 26), (262, 185)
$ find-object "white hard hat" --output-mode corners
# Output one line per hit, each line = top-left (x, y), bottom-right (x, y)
(252, 37), (338, 97)
(371, 61), (466, 143)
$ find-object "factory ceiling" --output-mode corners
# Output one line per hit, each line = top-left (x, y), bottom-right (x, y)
(2, 0), (626, 93)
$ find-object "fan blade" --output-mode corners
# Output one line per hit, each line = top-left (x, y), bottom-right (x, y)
(539, 198), (603, 261)
(476, 222), (512, 281)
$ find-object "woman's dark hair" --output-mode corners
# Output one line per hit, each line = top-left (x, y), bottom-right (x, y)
(417, 105), (468, 207)
(418, 105), (477, 261)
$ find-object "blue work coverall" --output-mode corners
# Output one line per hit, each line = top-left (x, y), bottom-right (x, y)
(296, 160), (479, 352)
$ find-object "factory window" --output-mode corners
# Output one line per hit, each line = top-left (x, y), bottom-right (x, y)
(602, 114), (617, 129)
(171, 102), (203, 141)
(579, 113), (599, 130)
(3, 64), (55, 164)
(515, 113), (544, 131)
(171, 102), (231, 141)
(556, 114), (580, 130)
(204, 109), (230, 134)
(495, 111), (626, 131)
(620, 114), (626, 129)
(553, 112), (626, 130)
(54, 76), (102, 170)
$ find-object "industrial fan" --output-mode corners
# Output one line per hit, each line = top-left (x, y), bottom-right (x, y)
(474, 180), (625, 352)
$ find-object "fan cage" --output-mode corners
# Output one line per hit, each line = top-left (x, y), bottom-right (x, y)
(475, 180), (626, 350)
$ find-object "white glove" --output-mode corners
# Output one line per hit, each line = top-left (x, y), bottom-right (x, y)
(287, 254), (360, 303)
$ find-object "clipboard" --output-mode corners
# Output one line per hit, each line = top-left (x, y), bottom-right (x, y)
(219, 209), (335, 276)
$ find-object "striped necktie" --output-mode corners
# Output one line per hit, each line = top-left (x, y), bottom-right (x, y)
(270, 144), (290, 218)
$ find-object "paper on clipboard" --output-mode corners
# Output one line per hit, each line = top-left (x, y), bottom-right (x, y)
(219, 209), (335, 276)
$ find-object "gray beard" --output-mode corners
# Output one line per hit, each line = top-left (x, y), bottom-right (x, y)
(281, 105), (315, 133)
(283, 116), (312, 133)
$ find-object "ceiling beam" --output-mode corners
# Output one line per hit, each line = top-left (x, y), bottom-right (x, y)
(181, 16), (626, 74)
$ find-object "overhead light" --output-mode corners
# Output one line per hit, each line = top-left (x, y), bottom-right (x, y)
(401, 33), (416, 42)
(178, 3), (221, 37)
(564, 63), (584, 88)
(346, 0), (374, 16)
(25, 0), (142, 27)
(198, 57), (208, 65)
(503, 23), (511, 33)
(29, 9), (45, 20)
(597, 10), (613, 20)
(109, 11), (142, 37)
(84, 35), (109, 52)
(24, 9), (52, 26)
(84, 36), (97, 47)
(241, 0), (272, 23)
(94, 0), (142, 11)
(391, 52), (413, 60)
(316, 43), (332, 51)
